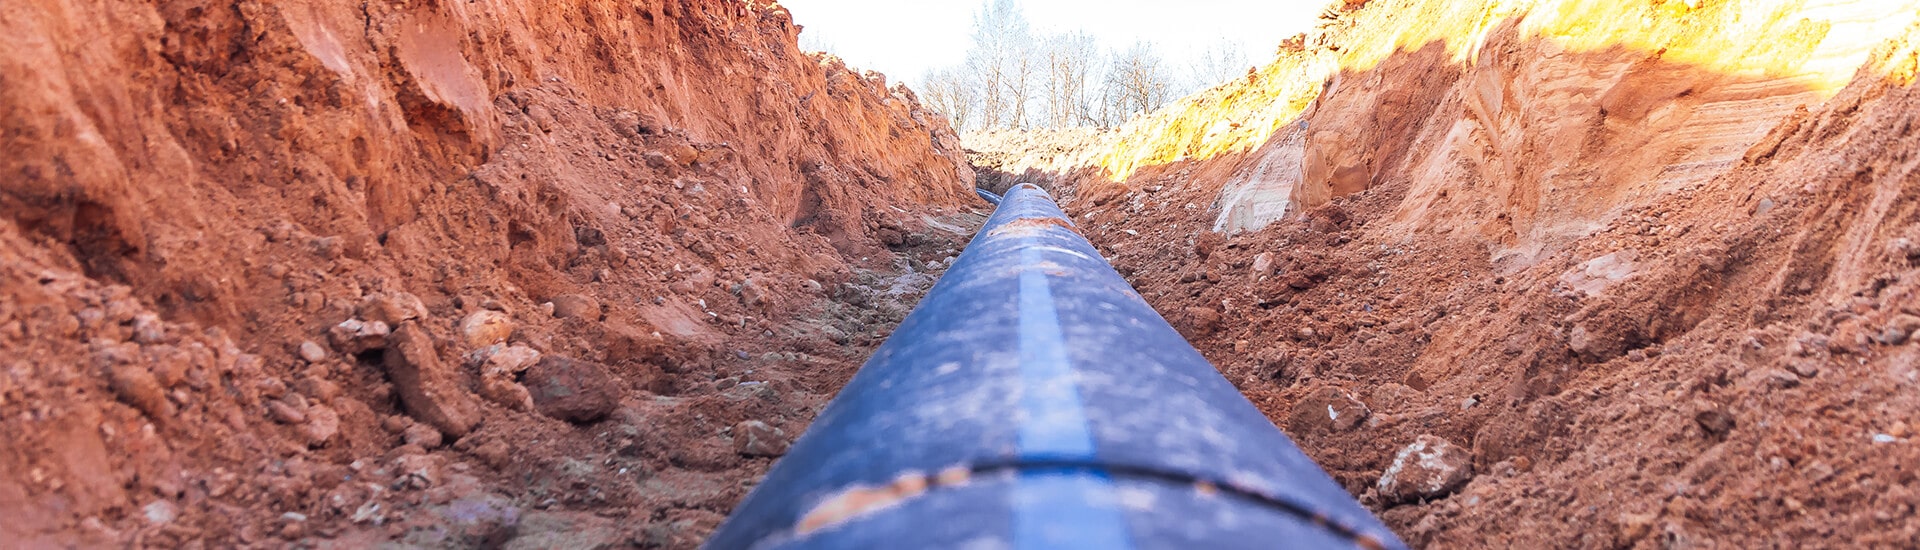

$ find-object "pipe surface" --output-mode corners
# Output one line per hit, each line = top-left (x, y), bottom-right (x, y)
(706, 185), (1405, 549)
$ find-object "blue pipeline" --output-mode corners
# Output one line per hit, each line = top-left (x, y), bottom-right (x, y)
(704, 185), (1406, 550)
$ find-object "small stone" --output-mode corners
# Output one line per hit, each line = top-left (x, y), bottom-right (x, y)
(268, 400), (307, 425)
(436, 495), (522, 547)
(296, 376), (342, 403)
(297, 341), (328, 363)
(1873, 433), (1899, 444)
(733, 420), (790, 457)
(1180, 306), (1222, 337)
(460, 310), (514, 348)
(524, 356), (620, 423)
(110, 364), (175, 421)
(328, 319), (392, 355)
(1377, 435), (1473, 503)
(405, 423), (445, 449)
(740, 278), (769, 307)
(1287, 386), (1372, 435)
(1694, 409), (1736, 437)
(303, 404), (340, 446)
(1787, 361), (1821, 379)
(360, 292), (430, 327)
(131, 313), (167, 344)
(1251, 252), (1275, 276)
(382, 415), (414, 434)
(549, 294), (602, 321)
(144, 500), (178, 525)
(1763, 369), (1802, 389)
(1567, 326), (1592, 354)
(480, 345), (542, 376)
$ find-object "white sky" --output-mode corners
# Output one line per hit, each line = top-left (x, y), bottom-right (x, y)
(779, 0), (1331, 86)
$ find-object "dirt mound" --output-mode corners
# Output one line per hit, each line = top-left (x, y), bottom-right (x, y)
(0, 0), (976, 546)
(972, 1), (1920, 547)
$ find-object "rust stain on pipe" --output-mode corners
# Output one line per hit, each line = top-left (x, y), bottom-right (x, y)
(795, 465), (974, 535)
(986, 216), (1077, 238)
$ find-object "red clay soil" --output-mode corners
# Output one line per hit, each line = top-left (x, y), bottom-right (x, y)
(0, 0), (979, 547)
(1037, 18), (1920, 550)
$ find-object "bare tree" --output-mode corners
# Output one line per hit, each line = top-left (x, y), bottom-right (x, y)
(919, 67), (976, 132)
(1187, 39), (1249, 92)
(1100, 41), (1175, 127)
(963, 0), (1035, 131)
(915, 1), (1209, 132)
(1042, 31), (1100, 128)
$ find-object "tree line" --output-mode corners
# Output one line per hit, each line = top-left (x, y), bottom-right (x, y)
(915, 0), (1247, 133)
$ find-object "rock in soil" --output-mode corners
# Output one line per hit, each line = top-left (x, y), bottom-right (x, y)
(329, 319), (392, 355)
(359, 292), (429, 327)
(733, 420), (790, 457)
(385, 322), (484, 437)
(1378, 435), (1473, 504)
(524, 356), (620, 423)
(297, 341), (328, 363)
(549, 294), (602, 320)
(460, 310), (515, 348)
(433, 495), (522, 547)
(267, 399), (307, 425)
(1286, 386), (1372, 434)
(303, 404), (340, 446)
(404, 423), (445, 449)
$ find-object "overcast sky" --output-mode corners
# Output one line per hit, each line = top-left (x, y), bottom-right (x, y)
(779, 0), (1330, 85)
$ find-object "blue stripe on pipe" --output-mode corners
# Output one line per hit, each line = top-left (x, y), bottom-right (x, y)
(1012, 242), (1134, 550)
(1014, 245), (1096, 459)
(1013, 469), (1132, 550)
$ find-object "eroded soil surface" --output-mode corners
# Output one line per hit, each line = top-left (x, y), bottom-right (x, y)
(0, 0), (978, 547)
(1017, 1), (1920, 546)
